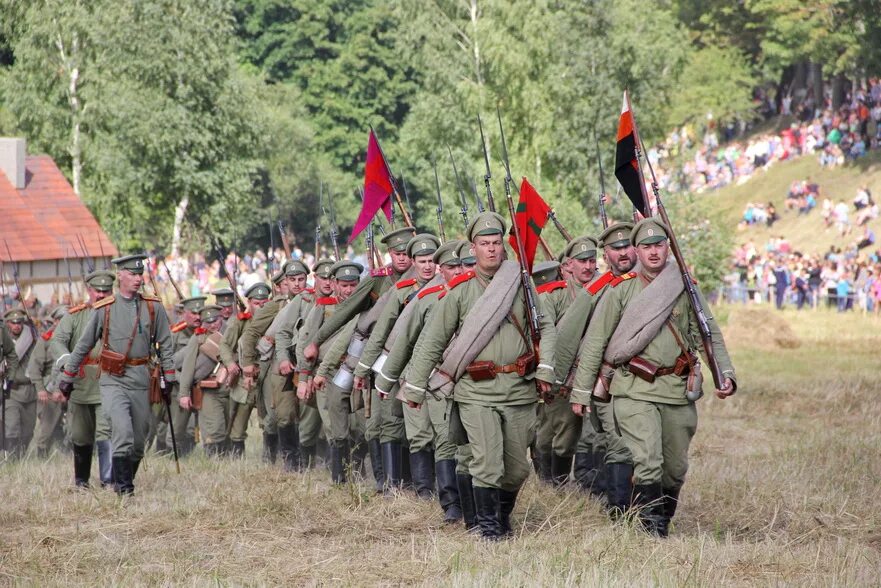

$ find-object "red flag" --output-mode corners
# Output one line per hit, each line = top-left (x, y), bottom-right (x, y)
(508, 178), (551, 272)
(615, 91), (650, 217)
(349, 130), (394, 243)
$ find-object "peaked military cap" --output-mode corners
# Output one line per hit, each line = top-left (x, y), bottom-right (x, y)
(285, 259), (310, 276)
(532, 261), (562, 286)
(85, 269), (116, 292)
(434, 240), (463, 267)
(467, 211), (506, 242)
(3, 308), (28, 324)
(50, 305), (68, 321)
(557, 251), (569, 264)
(631, 218), (670, 246)
(199, 304), (223, 323)
(599, 222), (635, 249)
(331, 260), (363, 281)
(112, 253), (148, 274)
(381, 227), (417, 252)
(245, 283), (271, 300)
(271, 269), (286, 285)
(211, 288), (236, 308)
(180, 296), (207, 312)
(313, 258), (336, 279)
(406, 233), (441, 258)
(456, 241), (476, 265)
(564, 236), (599, 260)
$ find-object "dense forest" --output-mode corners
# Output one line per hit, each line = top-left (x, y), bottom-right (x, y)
(1, 0), (879, 260)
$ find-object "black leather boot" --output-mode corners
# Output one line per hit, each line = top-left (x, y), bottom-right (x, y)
(537, 450), (553, 483)
(498, 488), (520, 536)
(131, 457), (141, 481)
(606, 462), (634, 521)
(381, 441), (402, 491)
(435, 460), (462, 523)
(591, 449), (608, 496)
(112, 456), (134, 496)
(457, 473), (477, 530)
(230, 440), (245, 459)
(633, 482), (666, 537)
(661, 485), (681, 536)
(73, 444), (93, 488)
(409, 449), (435, 500)
(278, 425), (300, 472)
(551, 453), (573, 487)
(473, 486), (504, 540)
(263, 433), (278, 464)
(574, 450), (603, 495)
(329, 440), (349, 484)
(299, 444), (316, 470)
(351, 440), (368, 477)
(400, 441), (413, 489)
(368, 439), (384, 493)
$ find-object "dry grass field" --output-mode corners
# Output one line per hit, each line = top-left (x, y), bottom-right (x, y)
(2, 306), (880, 586)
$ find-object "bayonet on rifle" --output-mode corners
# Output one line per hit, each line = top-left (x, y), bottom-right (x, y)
(161, 259), (185, 302)
(327, 189), (341, 261)
(594, 128), (609, 230)
(447, 145), (469, 232)
(431, 158), (446, 243)
(478, 114), (496, 212)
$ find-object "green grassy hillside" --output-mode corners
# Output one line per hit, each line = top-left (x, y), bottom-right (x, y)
(705, 149), (881, 255)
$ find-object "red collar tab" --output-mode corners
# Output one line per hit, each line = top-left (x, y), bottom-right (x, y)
(448, 271), (475, 289)
(42, 329), (54, 341)
(237, 311), (252, 321)
(586, 271), (615, 295)
(536, 280), (567, 294)
(396, 278), (418, 290)
(610, 272), (638, 288)
(194, 327), (208, 335)
(316, 296), (339, 305)
(417, 284), (447, 299)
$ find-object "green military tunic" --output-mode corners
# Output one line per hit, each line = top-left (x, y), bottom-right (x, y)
(404, 269), (557, 491)
(268, 291), (316, 428)
(4, 324), (37, 454)
(29, 333), (65, 454)
(573, 271), (736, 489)
(168, 323), (197, 453)
(61, 293), (175, 459)
(220, 312), (255, 443)
(239, 295), (290, 435)
(179, 331), (229, 447)
(50, 304), (111, 446)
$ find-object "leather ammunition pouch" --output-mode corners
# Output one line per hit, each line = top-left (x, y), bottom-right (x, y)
(199, 378), (219, 390)
(591, 362), (616, 403)
(99, 349), (128, 377)
(192, 383), (204, 410)
(627, 356), (659, 383)
(465, 351), (536, 381)
(149, 364), (162, 404)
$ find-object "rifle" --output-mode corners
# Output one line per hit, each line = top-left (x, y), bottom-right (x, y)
(277, 219), (292, 260)
(63, 245), (74, 304)
(77, 233), (95, 273)
(213, 241), (247, 313)
(315, 183), (324, 262)
(431, 158), (447, 243)
(327, 189), (341, 261)
(0, 257), (6, 314)
(629, 96), (725, 390)
(161, 259), (185, 302)
(369, 125), (414, 228)
(447, 145), (469, 232)
(156, 337), (180, 473)
(267, 215), (275, 274)
(478, 114), (497, 212)
(594, 128), (609, 231)
(3, 240), (37, 328)
(471, 177), (485, 213)
(0, 258), (6, 452)
(401, 171), (415, 221)
(496, 108), (542, 349)
(96, 231), (110, 269)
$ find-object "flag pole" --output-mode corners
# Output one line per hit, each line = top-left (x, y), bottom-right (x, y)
(369, 125), (414, 228)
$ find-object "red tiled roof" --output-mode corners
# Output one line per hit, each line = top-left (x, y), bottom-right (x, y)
(0, 155), (118, 262)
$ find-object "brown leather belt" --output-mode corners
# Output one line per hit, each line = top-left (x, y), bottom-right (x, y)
(655, 363), (689, 377)
(495, 362), (523, 374)
(126, 356), (150, 366)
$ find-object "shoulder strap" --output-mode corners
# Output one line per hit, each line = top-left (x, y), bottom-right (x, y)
(102, 306), (112, 350)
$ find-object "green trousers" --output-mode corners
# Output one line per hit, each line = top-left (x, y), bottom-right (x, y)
(35, 400), (65, 453)
(102, 385), (152, 459)
(298, 402), (323, 448)
(576, 409), (605, 454)
(69, 402), (112, 446)
(403, 395), (456, 460)
(3, 396), (36, 447)
(274, 382), (298, 429)
(457, 402), (536, 492)
(612, 396), (697, 488)
(199, 388), (230, 445)
(595, 402), (631, 464)
(536, 395), (581, 458)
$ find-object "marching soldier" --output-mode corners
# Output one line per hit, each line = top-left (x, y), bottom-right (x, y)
(59, 254), (175, 495)
(354, 233), (441, 493)
(178, 305), (229, 456)
(211, 288), (236, 326)
(298, 260), (363, 484)
(168, 295), (207, 456)
(557, 222), (637, 506)
(571, 219), (736, 536)
(535, 237), (599, 487)
(375, 240), (466, 520)
(239, 259), (310, 464)
(29, 305), (68, 458)
(2, 308), (37, 459)
(221, 282), (271, 457)
(272, 258), (334, 470)
(50, 270), (116, 487)
(403, 212), (557, 540)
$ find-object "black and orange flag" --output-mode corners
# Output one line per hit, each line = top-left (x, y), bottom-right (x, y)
(615, 91), (651, 217)
(509, 178), (551, 272)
